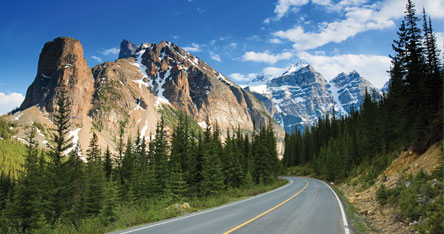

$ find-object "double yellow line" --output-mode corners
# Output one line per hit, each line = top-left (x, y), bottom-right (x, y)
(223, 180), (309, 234)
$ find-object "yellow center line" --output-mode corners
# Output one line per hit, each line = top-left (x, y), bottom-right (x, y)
(222, 179), (310, 234)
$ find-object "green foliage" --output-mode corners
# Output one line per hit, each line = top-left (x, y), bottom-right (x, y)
(158, 104), (202, 136)
(0, 118), (16, 140)
(0, 139), (26, 178)
(284, 165), (315, 176)
(376, 184), (389, 205)
(376, 167), (444, 233)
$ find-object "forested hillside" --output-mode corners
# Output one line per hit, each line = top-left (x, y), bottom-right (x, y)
(283, 1), (443, 233)
(0, 90), (281, 233)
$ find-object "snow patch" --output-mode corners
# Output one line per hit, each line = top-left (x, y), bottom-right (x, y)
(295, 97), (305, 103)
(282, 63), (308, 76)
(130, 49), (150, 89)
(217, 73), (235, 86)
(14, 113), (23, 121)
(198, 121), (207, 129)
(67, 128), (86, 161)
(328, 83), (348, 115)
(140, 120), (148, 140)
(248, 85), (268, 94)
(36, 127), (45, 137)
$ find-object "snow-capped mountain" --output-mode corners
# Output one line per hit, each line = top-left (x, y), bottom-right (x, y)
(381, 80), (390, 93)
(328, 71), (381, 115)
(245, 64), (381, 132)
(12, 37), (284, 156)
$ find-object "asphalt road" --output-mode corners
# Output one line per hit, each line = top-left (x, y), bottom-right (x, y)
(111, 177), (350, 234)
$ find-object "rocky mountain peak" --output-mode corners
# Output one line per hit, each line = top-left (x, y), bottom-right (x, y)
(281, 63), (309, 76)
(269, 63), (326, 88)
(19, 37), (94, 121)
(328, 71), (381, 115)
(118, 39), (139, 59)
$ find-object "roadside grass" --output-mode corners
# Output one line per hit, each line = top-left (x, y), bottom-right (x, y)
(329, 184), (374, 234)
(45, 179), (288, 234)
(283, 165), (315, 177)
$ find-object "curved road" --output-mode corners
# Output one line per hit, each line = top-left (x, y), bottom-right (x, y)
(111, 177), (351, 234)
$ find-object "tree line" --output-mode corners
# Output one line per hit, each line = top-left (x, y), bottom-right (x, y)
(283, 0), (443, 182)
(0, 90), (280, 233)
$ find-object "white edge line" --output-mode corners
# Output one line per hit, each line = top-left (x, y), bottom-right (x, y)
(114, 177), (294, 234)
(318, 179), (351, 234)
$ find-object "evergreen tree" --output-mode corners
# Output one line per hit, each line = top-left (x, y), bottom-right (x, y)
(83, 132), (105, 216)
(7, 127), (40, 231)
(104, 146), (112, 181)
(152, 117), (170, 194)
(65, 143), (84, 225)
(100, 181), (118, 224)
(200, 122), (224, 196)
(44, 89), (75, 223)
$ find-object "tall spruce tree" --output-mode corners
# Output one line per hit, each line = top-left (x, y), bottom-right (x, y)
(45, 89), (75, 223)
(152, 117), (170, 194)
(7, 127), (40, 231)
(84, 132), (105, 216)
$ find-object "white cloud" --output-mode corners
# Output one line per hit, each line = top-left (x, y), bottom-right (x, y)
(229, 73), (258, 82)
(273, 6), (394, 51)
(274, 0), (309, 20)
(91, 56), (102, 63)
(263, 66), (289, 77)
(224, 42), (237, 50)
(242, 50), (293, 64)
(209, 39), (216, 46)
(183, 43), (201, 52)
(0, 92), (24, 115)
(102, 47), (119, 56)
(269, 38), (283, 44)
(246, 35), (261, 42)
(263, 18), (271, 24)
(209, 51), (221, 62)
(297, 51), (391, 88)
(271, 0), (443, 51)
(435, 32), (444, 57)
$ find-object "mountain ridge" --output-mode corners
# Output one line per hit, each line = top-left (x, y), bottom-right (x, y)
(244, 64), (382, 132)
(8, 37), (284, 156)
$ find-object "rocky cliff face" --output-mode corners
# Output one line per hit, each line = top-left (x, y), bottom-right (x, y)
(113, 40), (279, 133)
(19, 37), (94, 122)
(11, 37), (284, 155)
(328, 71), (381, 115)
(245, 64), (381, 132)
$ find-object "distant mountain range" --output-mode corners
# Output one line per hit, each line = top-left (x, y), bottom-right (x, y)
(5, 36), (385, 155)
(6, 37), (283, 155)
(243, 63), (382, 132)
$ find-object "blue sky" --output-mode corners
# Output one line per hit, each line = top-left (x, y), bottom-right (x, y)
(0, 0), (443, 114)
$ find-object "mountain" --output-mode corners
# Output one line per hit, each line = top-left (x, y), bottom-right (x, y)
(381, 80), (390, 93)
(328, 70), (381, 115)
(245, 64), (381, 132)
(7, 37), (284, 155)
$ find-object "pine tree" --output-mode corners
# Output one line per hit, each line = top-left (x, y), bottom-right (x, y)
(152, 117), (170, 194)
(170, 114), (192, 185)
(104, 146), (112, 181)
(45, 89), (75, 223)
(200, 122), (224, 196)
(7, 127), (40, 231)
(65, 143), (84, 225)
(83, 132), (105, 216)
(114, 121), (125, 184)
(100, 181), (118, 224)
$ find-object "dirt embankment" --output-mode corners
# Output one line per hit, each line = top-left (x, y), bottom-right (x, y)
(339, 143), (442, 234)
